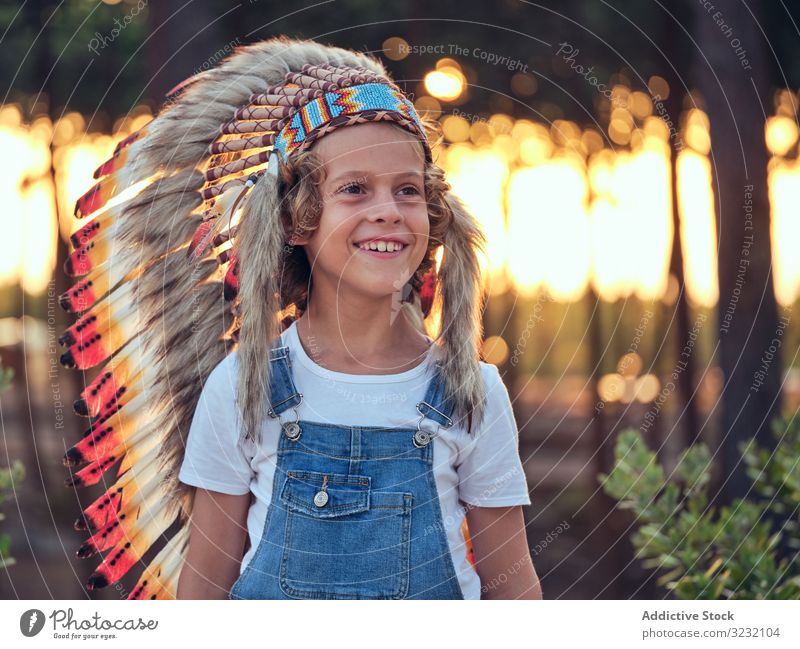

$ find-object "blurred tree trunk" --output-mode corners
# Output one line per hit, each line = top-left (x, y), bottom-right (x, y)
(147, 1), (220, 104)
(692, 0), (781, 504)
(658, 7), (700, 451)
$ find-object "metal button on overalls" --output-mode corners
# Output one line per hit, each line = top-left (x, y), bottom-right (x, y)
(282, 421), (301, 440)
(313, 475), (329, 507)
(413, 429), (431, 448)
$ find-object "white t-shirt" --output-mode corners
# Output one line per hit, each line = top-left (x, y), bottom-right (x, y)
(178, 321), (531, 599)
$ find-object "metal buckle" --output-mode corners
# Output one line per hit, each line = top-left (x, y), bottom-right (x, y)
(267, 392), (304, 418)
(415, 400), (453, 428)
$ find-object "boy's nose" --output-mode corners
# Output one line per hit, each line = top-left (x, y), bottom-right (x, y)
(366, 197), (403, 223)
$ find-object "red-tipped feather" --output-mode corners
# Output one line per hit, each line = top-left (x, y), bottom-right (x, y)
(75, 486), (123, 532)
(420, 269), (436, 318)
(70, 216), (102, 247)
(74, 443), (160, 532)
(77, 473), (161, 557)
(72, 388), (148, 456)
(90, 382), (132, 421)
(64, 227), (114, 276)
(113, 124), (149, 154)
(59, 276), (99, 314)
(163, 68), (214, 104)
(76, 367), (121, 417)
(188, 183), (248, 262)
(64, 420), (119, 468)
(77, 512), (127, 558)
(63, 395), (129, 467)
(64, 242), (94, 277)
(58, 244), (135, 313)
(64, 450), (121, 488)
(66, 431), (161, 490)
(74, 342), (146, 417)
(58, 283), (134, 348)
(59, 284), (140, 369)
(92, 147), (130, 180)
(74, 176), (117, 219)
(69, 200), (120, 248)
(58, 308), (99, 348)
(187, 220), (215, 261)
(86, 501), (176, 590)
(128, 527), (189, 600)
(223, 254), (239, 301)
(59, 312), (139, 370)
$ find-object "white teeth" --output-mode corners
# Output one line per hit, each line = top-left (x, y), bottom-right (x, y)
(358, 241), (405, 252)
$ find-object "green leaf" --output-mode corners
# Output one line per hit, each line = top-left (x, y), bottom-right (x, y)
(674, 442), (712, 495)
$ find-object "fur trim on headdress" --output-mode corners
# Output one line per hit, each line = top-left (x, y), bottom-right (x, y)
(436, 191), (489, 432)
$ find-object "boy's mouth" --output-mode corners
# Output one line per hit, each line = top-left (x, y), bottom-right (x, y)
(353, 239), (408, 257)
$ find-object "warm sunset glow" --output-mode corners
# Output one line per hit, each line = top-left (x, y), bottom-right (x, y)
(676, 150), (720, 308)
(442, 143), (510, 294)
(588, 130), (672, 303)
(765, 115), (799, 156)
(0, 105), (152, 296)
(424, 67), (465, 102)
(482, 335), (510, 365)
(599, 351), (661, 404)
(2, 86), (798, 310)
(508, 155), (590, 300)
(768, 159), (800, 306)
(0, 106), (57, 295)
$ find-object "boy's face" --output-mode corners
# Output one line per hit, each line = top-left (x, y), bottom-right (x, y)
(292, 122), (430, 304)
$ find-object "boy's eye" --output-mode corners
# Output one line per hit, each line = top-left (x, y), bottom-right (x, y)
(338, 182), (363, 194)
(335, 182), (421, 196)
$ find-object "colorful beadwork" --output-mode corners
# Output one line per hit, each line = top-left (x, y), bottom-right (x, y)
(273, 82), (428, 161)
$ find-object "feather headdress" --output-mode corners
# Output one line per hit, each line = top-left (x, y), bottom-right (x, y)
(58, 36), (487, 598)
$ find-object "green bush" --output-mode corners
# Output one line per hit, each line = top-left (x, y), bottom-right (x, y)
(598, 411), (800, 599)
(0, 459), (24, 569)
(0, 358), (20, 570)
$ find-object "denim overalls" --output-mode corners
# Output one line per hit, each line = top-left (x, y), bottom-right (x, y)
(228, 334), (465, 599)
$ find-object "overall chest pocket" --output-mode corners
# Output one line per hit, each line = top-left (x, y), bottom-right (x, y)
(278, 470), (413, 599)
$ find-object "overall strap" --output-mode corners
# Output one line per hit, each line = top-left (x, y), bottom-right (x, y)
(266, 335), (303, 418)
(416, 362), (456, 429)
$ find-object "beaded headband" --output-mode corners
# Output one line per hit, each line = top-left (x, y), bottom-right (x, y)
(272, 81), (430, 163)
